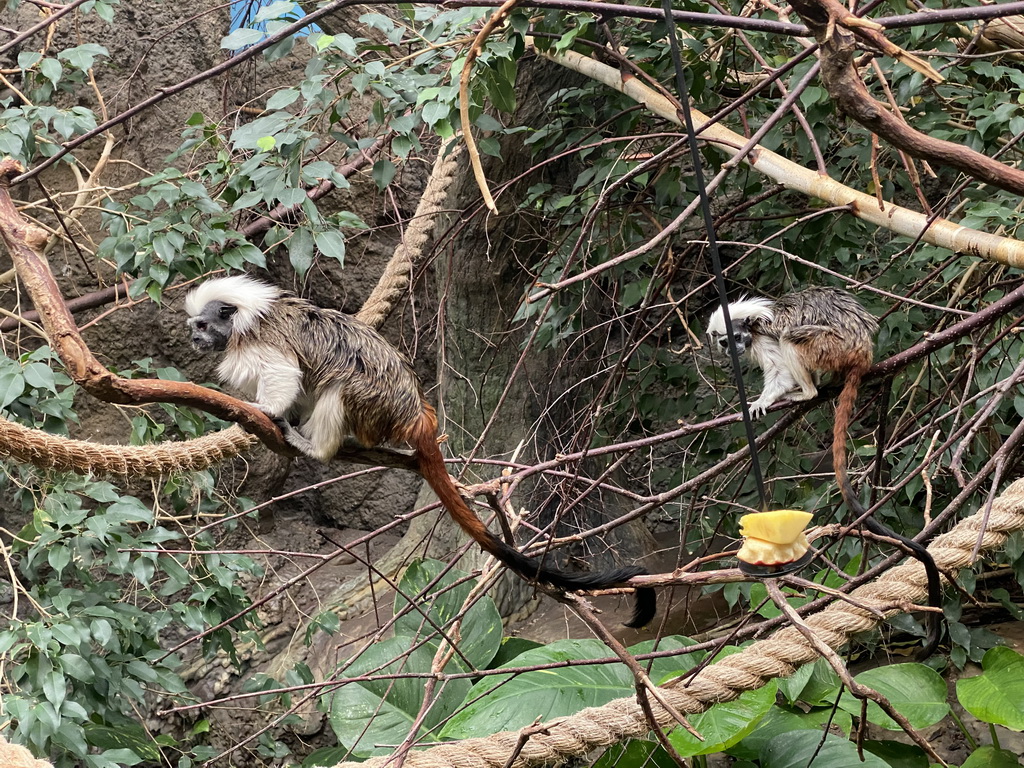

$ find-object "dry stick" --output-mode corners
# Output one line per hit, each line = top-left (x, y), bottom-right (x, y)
(763, 581), (947, 766)
(332, 478), (1024, 768)
(458, 0), (524, 214)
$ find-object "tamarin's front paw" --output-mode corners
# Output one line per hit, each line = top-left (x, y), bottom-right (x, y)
(748, 399), (771, 418)
(249, 403), (291, 433)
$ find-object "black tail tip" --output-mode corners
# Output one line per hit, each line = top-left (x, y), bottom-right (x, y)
(623, 586), (658, 629)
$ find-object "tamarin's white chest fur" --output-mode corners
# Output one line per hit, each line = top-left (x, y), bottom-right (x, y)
(218, 344), (305, 418)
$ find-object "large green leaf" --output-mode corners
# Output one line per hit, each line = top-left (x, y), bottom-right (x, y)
(727, 705), (851, 761)
(667, 680), (776, 757)
(777, 658), (841, 707)
(957, 646), (1024, 730)
(393, 559), (502, 670)
(762, 731), (889, 768)
(303, 746), (354, 767)
(440, 636), (696, 741)
(439, 639), (633, 740)
(328, 635), (471, 758)
(862, 739), (928, 768)
(960, 745), (1023, 768)
(837, 663), (948, 730)
(592, 740), (678, 768)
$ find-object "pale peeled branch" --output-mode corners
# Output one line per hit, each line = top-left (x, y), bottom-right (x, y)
(737, 509), (813, 566)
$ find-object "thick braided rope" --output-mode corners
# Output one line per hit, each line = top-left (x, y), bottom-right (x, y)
(0, 418), (257, 477)
(334, 479), (1024, 768)
(355, 144), (462, 328)
(0, 734), (50, 768)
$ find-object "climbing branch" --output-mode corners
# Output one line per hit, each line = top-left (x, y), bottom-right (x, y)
(0, 158), (290, 454)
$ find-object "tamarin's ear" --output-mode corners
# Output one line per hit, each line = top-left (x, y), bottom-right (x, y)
(218, 305), (238, 320)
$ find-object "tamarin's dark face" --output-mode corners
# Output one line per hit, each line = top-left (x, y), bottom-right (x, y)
(187, 300), (237, 352)
(710, 322), (753, 356)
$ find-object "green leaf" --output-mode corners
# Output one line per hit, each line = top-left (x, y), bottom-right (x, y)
(60, 654), (96, 683)
(838, 663), (948, 730)
(231, 243), (268, 268)
(221, 28), (264, 51)
(314, 231), (346, 265)
(961, 745), (1023, 768)
(23, 362), (56, 393)
(58, 44), (109, 71)
(421, 100), (450, 127)
(372, 159), (396, 190)
(667, 660), (776, 757)
(266, 88), (300, 110)
(0, 371), (26, 408)
(18, 51), (42, 69)
(440, 638), (634, 740)
(85, 722), (161, 760)
(777, 658), (841, 707)
(328, 635), (471, 758)
(488, 636), (542, 668)
(40, 58), (63, 86)
(303, 746), (352, 767)
(42, 668), (66, 710)
(762, 731), (889, 768)
(861, 740), (928, 768)
(957, 646), (1024, 730)
(393, 559), (501, 670)
(287, 227), (315, 278)
(47, 546), (71, 576)
(727, 705), (851, 762)
(593, 740), (678, 768)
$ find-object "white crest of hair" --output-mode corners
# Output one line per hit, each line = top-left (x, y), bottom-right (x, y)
(707, 295), (774, 335)
(185, 275), (282, 335)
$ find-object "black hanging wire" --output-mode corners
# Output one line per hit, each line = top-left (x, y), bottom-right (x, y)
(660, 0), (769, 512)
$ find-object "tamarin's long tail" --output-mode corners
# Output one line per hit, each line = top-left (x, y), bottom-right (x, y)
(833, 369), (943, 656)
(408, 406), (656, 628)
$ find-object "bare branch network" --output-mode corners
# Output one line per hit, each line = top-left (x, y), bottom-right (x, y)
(2, 1), (1024, 766)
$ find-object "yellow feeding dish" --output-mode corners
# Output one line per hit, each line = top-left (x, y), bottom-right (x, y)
(737, 509), (813, 566)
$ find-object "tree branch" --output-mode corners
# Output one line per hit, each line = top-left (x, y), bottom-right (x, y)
(538, 42), (1024, 270)
(790, 0), (1024, 196)
(0, 159), (290, 453)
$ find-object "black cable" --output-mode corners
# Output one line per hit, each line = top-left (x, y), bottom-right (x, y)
(659, 0), (768, 511)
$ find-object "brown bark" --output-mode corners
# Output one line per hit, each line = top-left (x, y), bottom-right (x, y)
(0, 158), (290, 453)
(790, 0), (1024, 197)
